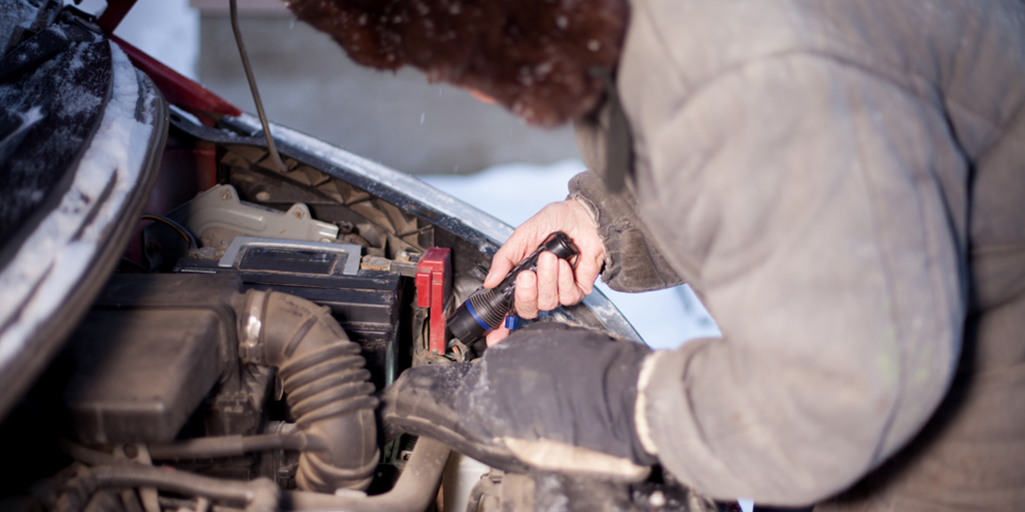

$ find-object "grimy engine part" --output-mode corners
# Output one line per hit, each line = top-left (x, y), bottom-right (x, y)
(446, 232), (579, 345)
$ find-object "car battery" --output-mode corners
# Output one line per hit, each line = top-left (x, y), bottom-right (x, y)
(175, 237), (406, 390)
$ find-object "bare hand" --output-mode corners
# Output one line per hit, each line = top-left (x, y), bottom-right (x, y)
(484, 199), (604, 344)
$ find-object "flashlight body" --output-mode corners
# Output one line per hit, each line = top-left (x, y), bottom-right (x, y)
(446, 232), (579, 345)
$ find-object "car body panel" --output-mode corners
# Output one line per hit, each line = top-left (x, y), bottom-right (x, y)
(0, 5), (168, 419)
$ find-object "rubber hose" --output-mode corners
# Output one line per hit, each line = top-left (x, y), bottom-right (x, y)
(243, 290), (379, 493)
(147, 433), (318, 460)
(286, 437), (452, 512)
(55, 465), (278, 512)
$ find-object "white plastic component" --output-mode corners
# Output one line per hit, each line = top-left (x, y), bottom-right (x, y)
(442, 452), (490, 512)
(170, 184), (338, 244)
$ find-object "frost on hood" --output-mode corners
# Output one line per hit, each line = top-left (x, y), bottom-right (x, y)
(0, 0), (47, 52)
(0, 23), (112, 248)
(0, 40), (156, 374)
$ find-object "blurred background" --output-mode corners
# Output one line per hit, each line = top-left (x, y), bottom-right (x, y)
(79, 0), (721, 351)
(116, 0), (580, 175)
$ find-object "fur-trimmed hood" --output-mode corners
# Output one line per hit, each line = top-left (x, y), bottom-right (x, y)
(285, 0), (628, 127)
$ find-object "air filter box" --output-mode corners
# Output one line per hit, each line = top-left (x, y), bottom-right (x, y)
(53, 274), (242, 444)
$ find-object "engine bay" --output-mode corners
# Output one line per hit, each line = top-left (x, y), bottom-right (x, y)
(0, 3), (720, 511)
(0, 108), (706, 512)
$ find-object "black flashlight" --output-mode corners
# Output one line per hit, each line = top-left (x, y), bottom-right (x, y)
(446, 232), (579, 345)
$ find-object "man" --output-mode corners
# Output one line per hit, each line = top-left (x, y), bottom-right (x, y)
(287, 0), (1025, 509)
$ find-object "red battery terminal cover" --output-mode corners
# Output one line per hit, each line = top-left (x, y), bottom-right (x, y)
(415, 247), (451, 355)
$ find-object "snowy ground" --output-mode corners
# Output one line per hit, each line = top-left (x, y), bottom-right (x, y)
(421, 160), (721, 350)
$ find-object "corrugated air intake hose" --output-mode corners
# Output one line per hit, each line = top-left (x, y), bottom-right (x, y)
(239, 290), (379, 492)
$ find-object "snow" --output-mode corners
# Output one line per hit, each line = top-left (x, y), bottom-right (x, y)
(59, 45), (104, 116)
(0, 105), (43, 148)
(420, 160), (721, 350)
(0, 42), (155, 370)
(0, 0), (41, 38)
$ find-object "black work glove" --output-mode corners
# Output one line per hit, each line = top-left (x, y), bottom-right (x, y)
(379, 323), (656, 481)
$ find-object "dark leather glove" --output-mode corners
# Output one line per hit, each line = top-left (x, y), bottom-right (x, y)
(379, 322), (655, 481)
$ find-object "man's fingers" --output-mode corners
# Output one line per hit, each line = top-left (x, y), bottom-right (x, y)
(515, 270), (539, 319)
(484, 250), (517, 289)
(536, 252), (560, 311)
(558, 258), (583, 305)
(484, 229), (541, 288)
(485, 230), (531, 288)
(486, 324), (510, 346)
(570, 246), (602, 295)
(485, 198), (605, 314)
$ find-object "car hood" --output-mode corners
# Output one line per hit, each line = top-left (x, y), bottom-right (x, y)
(0, 2), (168, 419)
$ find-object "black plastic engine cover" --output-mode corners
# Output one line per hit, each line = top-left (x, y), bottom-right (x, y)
(48, 274), (243, 444)
(60, 308), (224, 444)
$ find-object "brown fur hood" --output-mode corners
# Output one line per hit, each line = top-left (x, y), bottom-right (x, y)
(285, 0), (628, 127)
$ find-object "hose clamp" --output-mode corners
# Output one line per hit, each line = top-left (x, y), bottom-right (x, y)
(239, 291), (266, 364)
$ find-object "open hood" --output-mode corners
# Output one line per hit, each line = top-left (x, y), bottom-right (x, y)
(0, 1), (167, 418)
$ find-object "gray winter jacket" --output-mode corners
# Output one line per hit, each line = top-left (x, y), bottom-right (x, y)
(569, 1), (1025, 510)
